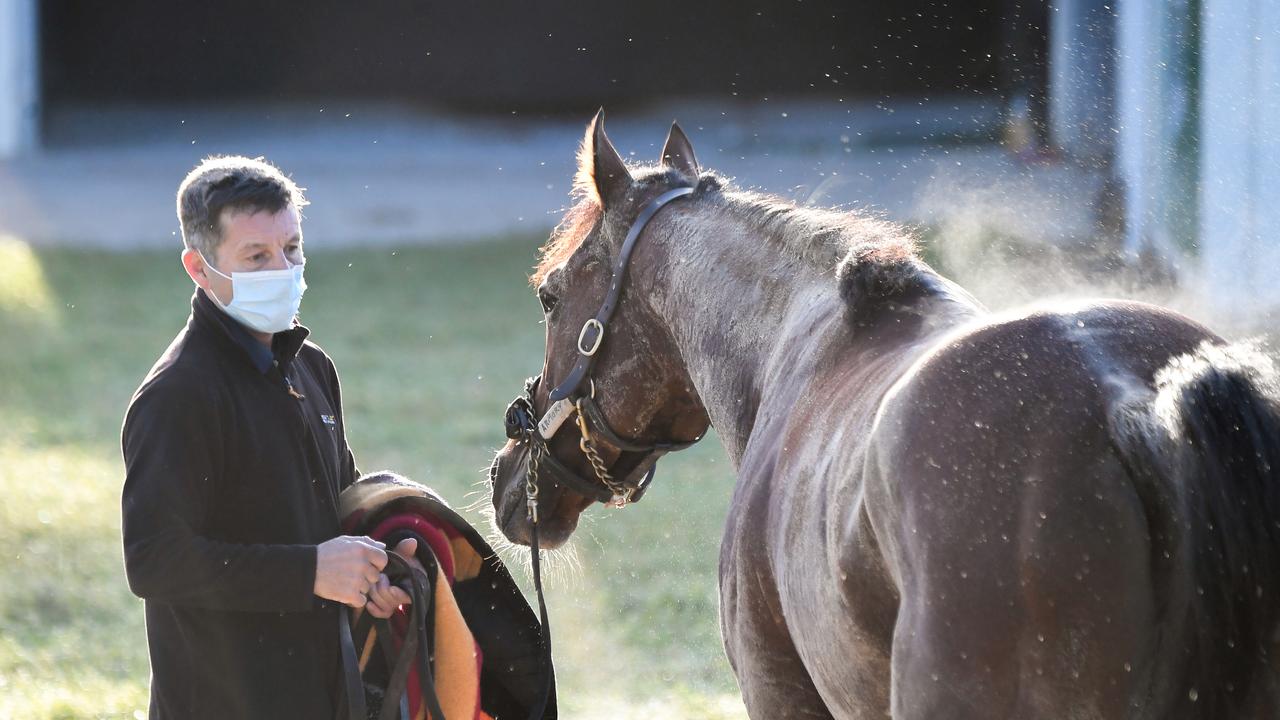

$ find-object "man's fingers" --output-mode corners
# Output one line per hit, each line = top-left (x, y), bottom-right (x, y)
(364, 545), (389, 570)
(393, 537), (417, 560)
(366, 585), (410, 618)
(366, 577), (399, 617)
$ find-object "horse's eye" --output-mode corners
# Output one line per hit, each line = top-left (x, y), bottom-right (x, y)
(537, 288), (558, 314)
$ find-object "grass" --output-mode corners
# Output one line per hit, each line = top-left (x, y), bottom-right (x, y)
(0, 235), (746, 719)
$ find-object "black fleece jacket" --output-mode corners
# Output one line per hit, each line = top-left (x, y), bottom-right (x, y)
(121, 289), (359, 719)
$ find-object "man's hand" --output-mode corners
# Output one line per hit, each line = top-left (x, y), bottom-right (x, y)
(365, 538), (420, 619)
(314, 535), (387, 608)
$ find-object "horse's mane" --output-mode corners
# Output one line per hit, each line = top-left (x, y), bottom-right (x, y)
(715, 183), (935, 325)
(532, 172), (936, 326)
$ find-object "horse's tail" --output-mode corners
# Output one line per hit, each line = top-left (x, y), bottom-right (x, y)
(1112, 340), (1280, 717)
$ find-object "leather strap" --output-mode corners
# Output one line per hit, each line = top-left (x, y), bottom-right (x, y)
(575, 395), (702, 454)
(508, 376), (704, 505)
(338, 548), (445, 720)
(526, 518), (553, 720)
(549, 186), (695, 402)
(339, 601), (368, 720)
(531, 443), (615, 504)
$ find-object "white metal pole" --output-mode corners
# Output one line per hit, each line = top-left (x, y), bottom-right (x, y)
(0, 0), (39, 158)
(1199, 0), (1280, 313)
(1048, 0), (1116, 164)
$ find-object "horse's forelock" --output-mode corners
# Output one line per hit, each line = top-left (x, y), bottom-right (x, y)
(532, 198), (602, 287)
(533, 167), (705, 288)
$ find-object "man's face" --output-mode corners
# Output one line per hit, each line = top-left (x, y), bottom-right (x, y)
(185, 204), (304, 305)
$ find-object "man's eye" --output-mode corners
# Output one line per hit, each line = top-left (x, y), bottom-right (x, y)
(537, 289), (558, 314)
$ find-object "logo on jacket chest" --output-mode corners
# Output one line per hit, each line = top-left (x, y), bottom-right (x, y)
(320, 414), (337, 427)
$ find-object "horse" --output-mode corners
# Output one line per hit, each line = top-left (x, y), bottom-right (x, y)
(487, 111), (1280, 719)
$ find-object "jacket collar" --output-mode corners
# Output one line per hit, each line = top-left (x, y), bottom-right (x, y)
(191, 289), (310, 375)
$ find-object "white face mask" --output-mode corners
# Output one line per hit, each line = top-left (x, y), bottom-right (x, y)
(199, 250), (307, 334)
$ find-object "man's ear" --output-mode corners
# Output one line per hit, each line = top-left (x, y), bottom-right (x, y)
(574, 108), (633, 209)
(659, 121), (699, 179)
(181, 248), (211, 290)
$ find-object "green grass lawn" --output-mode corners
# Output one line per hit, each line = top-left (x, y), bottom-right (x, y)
(0, 235), (746, 719)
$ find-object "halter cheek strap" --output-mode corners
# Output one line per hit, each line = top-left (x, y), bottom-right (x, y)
(549, 186), (695, 403)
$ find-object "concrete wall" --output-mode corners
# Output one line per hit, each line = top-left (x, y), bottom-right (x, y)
(1199, 0), (1280, 312)
(0, 0), (38, 157)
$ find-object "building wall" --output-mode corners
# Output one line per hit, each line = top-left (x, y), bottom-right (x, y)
(37, 1), (1003, 112)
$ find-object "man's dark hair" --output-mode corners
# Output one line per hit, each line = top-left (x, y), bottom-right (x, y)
(176, 155), (308, 257)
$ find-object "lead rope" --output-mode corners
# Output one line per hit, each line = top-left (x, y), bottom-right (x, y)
(526, 439), (554, 720)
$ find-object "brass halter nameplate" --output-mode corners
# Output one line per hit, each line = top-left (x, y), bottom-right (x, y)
(538, 397), (576, 440)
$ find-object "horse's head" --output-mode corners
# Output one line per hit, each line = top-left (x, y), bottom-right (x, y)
(489, 111), (712, 549)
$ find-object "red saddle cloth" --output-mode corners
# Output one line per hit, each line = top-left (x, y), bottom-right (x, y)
(349, 512), (489, 720)
(339, 472), (556, 720)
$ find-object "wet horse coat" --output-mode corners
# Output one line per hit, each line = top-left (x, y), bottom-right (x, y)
(487, 115), (1280, 719)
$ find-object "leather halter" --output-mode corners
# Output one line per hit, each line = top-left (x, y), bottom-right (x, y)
(495, 184), (702, 720)
(504, 185), (702, 508)
(548, 186), (696, 402)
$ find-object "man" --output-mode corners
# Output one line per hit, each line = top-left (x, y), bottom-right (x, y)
(121, 155), (416, 719)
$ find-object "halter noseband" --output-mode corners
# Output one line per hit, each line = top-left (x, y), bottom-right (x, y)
(503, 185), (702, 513)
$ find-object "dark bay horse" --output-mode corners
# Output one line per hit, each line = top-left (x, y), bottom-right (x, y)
(487, 112), (1280, 719)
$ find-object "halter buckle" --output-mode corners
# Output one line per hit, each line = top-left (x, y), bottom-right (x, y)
(609, 488), (635, 508)
(577, 319), (605, 356)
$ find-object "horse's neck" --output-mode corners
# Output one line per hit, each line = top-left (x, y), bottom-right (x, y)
(648, 226), (982, 468)
(649, 238), (846, 466)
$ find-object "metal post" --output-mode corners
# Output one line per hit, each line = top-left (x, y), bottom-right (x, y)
(1048, 0), (1116, 166)
(1199, 0), (1280, 312)
(0, 0), (39, 157)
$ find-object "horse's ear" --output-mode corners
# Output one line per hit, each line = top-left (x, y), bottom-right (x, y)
(659, 121), (699, 178)
(575, 108), (633, 208)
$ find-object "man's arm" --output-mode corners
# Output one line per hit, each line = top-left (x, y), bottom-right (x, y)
(121, 371), (320, 612)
